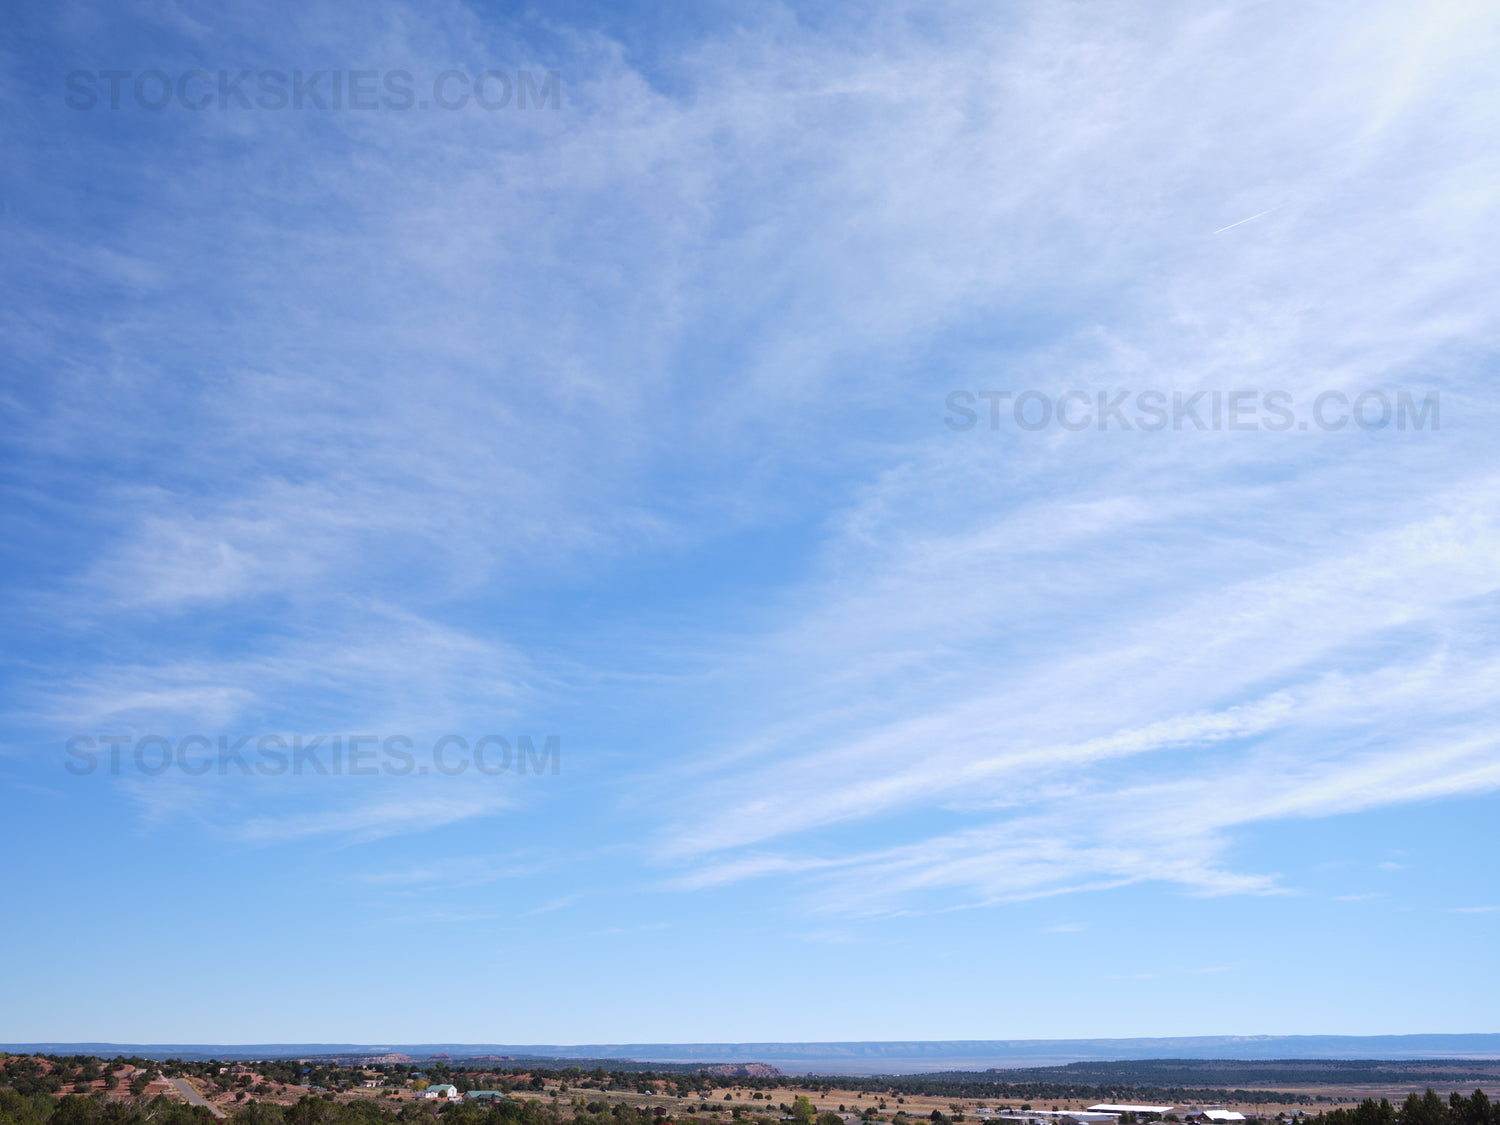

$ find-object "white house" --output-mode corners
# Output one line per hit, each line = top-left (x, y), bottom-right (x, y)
(1087, 1108), (1175, 1117)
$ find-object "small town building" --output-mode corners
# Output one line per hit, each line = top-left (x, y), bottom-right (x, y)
(1087, 1108), (1175, 1117)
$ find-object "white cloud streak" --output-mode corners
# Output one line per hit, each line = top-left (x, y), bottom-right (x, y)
(4, 0), (1499, 909)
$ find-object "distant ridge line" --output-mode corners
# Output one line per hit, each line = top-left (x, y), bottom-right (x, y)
(4, 1033), (1499, 1071)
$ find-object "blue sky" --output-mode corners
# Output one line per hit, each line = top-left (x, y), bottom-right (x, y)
(2, 0), (1498, 1045)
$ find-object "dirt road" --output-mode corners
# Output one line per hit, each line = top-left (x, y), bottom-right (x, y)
(166, 1077), (228, 1119)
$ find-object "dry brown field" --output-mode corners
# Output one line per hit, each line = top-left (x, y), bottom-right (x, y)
(18, 1060), (1492, 1120)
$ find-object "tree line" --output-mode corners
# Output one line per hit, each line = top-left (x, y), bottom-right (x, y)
(1315, 1091), (1494, 1125)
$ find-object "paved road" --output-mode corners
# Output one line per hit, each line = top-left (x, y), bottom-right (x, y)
(166, 1077), (228, 1119)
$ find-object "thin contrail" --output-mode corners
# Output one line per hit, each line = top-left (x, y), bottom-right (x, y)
(1213, 202), (1289, 234)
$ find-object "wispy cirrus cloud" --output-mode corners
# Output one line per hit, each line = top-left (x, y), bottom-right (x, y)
(4, 0), (1500, 949)
(235, 791), (515, 845)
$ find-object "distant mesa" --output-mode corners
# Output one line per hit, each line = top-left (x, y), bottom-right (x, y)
(5, 1035), (1500, 1075)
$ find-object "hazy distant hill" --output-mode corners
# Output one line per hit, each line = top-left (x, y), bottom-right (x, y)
(5, 1034), (1499, 1074)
